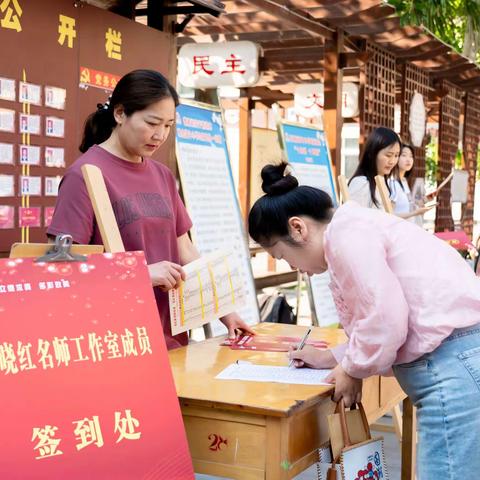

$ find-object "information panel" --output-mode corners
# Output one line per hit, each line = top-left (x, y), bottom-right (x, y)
(278, 121), (339, 327)
(175, 101), (260, 334)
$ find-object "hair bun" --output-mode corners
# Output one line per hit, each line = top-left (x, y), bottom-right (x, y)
(261, 162), (298, 196)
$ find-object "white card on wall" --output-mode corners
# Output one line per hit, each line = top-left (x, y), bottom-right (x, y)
(20, 176), (42, 196)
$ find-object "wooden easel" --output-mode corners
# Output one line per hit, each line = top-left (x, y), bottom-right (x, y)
(337, 175), (350, 204)
(374, 175), (394, 213)
(81, 164), (125, 253)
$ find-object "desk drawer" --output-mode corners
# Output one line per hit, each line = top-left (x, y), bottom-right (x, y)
(182, 407), (266, 476)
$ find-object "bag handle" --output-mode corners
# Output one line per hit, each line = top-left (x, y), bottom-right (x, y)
(327, 400), (372, 477)
(335, 399), (371, 448)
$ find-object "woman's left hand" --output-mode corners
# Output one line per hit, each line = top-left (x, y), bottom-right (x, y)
(220, 312), (256, 340)
(326, 364), (363, 408)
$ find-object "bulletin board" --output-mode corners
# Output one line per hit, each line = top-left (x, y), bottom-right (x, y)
(0, 0), (174, 254)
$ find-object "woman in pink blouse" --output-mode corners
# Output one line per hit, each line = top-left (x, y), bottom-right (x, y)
(249, 162), (480, 480)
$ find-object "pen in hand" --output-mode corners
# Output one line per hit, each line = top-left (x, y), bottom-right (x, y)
(288, 327), (312, 368)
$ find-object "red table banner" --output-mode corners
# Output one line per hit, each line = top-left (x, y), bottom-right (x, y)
(221, 334), (329, 352)
(0, 252), (194, 479)
(434, 230), (475, 251)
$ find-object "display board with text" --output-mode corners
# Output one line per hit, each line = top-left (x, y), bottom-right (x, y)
(175, 101), (260, 334)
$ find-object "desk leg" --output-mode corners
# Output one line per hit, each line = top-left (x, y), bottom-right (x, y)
(265, 417), (290, 480)
(401, 397), (416, 480)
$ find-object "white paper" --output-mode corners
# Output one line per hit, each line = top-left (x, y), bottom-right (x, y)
(19, 82), (42, 105)
(19, 113), (41, 135)
(20, 176), (41, 196)
(45, 116), (65, 137)
(0, 108), (15, 132)
(19, 145), (41, 166)
(0, 77), (15, 101)
(215, 363), (332, 385)
(0, 175), (14, 197)
(169, 250), (246, 335)
(0, 143), (14, 165)
(45, 86), (66, 110)
(45, 146), (65, 167)
(308, 271), (339, 327)
(45, 176), (62, 196)
(177, 119), (260, 335)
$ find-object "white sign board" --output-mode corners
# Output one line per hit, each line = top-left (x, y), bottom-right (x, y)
(409, 91), (426, 147)
(451, 169), (469, 203)
(175, 101), (260, 335)
(178, 41), (260, 89)
(307, 272), (339, 328)
(294, 82), (359, 119)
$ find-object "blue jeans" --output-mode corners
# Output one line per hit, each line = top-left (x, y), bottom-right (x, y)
(393, 325), (480, 480)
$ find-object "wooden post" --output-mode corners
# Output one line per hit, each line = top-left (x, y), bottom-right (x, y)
(324, 30), (344, 179)
(374, 175), (394, 214)
(401, 397), (416, 480)
(238, 93), (253, 221)
(337, 175), (350, 204)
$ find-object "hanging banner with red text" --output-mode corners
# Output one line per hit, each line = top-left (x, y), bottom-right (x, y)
(0, 252), (193, 479)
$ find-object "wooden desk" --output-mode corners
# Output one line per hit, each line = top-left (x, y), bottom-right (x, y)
(169, 322), (410, 480)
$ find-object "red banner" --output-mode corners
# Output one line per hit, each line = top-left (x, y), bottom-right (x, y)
(434, 230), (475, 251)
(0, 252), (193, 479)
(79, 66), (121, 91)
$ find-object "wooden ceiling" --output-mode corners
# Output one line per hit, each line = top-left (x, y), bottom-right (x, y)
(150, 0), (480, 98)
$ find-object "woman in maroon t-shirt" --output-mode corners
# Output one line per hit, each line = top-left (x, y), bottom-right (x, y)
(48, 69), (253, 349)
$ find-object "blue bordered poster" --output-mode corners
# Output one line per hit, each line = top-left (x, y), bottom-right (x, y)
(278, 121), (338, 206)
(278, 121), (339, 327)
(175, 100), (260, 333)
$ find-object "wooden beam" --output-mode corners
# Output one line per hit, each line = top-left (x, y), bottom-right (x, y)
(245, 0), (335, 39)
(458, 77), (480, 88)
(344, 17), (401, 36)
(428, 58), (467, 72)
(326, 4), (396, 26)
(238, 94), (254, 222)
(324, 30), (344, 179)
(261, 37), (324, 50)
(339, 51), (372, 68)
(394, 40), (440, 58)
(263, 46), (325, 60)
(398, 45), (450, 62)
(178, 29), (312, 45)
(432, 62), (477, 79)
(245, 86), (292, 102)
(259, 58), (323, 73)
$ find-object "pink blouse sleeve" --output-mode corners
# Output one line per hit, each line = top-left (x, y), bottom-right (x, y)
(329, 226), (409, 378)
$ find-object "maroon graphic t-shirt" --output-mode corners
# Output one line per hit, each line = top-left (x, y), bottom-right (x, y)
(48, 145), (192, 349)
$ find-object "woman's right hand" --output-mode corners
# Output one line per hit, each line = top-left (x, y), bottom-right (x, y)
(288, 346), (337, 369)
(148, 261), (186, 291)
(413, 204), (435, 216)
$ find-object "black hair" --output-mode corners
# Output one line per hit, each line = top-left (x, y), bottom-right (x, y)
(248, 163), (334, 247)
(79, 69), (179, 153)
(348, 127), (401, 207)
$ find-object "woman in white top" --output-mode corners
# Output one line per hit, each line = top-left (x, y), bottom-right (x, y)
(348, 127), (400, 210)
(389, 144), (433, 223)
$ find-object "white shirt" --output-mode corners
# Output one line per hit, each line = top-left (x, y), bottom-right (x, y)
(389, 178), (412, 214)
(348, 176), (384, 210)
